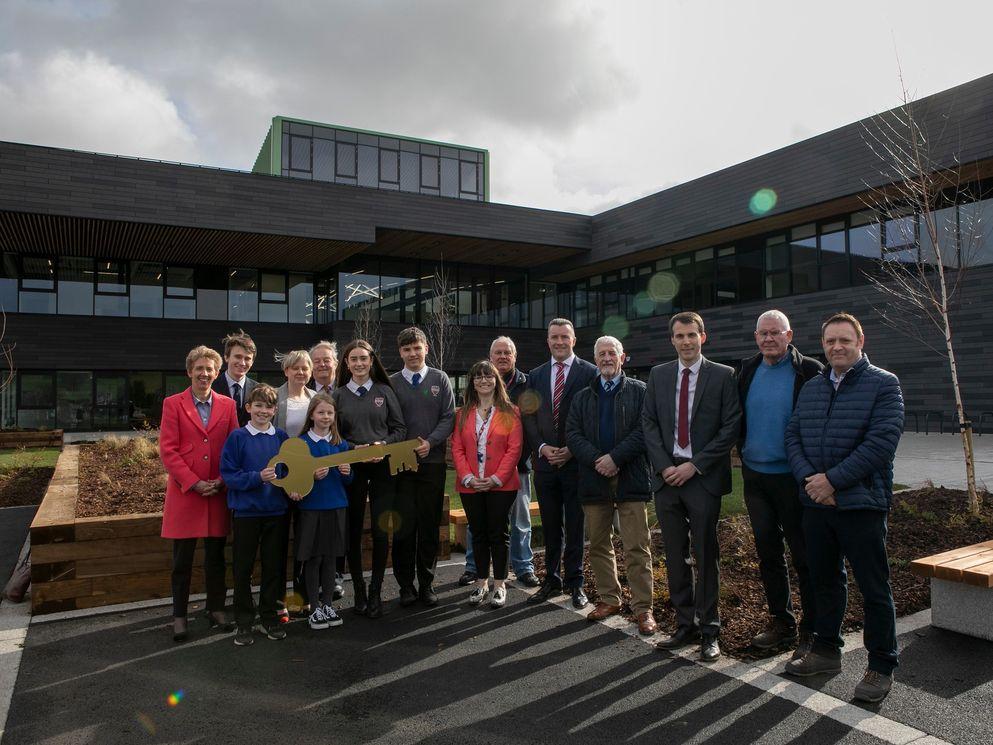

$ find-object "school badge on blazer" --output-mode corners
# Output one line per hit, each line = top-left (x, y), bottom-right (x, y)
(430, 385), (440, 396)
(374, 396), (385, 407)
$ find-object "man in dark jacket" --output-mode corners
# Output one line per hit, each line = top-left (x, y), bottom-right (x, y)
(784, 312), (904, 704)
(522, 318), (598, 609)
(737, 310), (823, 656)
(566, 336), (655, 635)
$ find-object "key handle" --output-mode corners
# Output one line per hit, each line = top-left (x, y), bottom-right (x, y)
(266, 437), (421, 497)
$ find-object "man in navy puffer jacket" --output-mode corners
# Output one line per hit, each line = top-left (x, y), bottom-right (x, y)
(783, 313), (904, 704)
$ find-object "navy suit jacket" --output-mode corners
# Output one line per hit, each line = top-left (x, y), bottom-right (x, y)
(212, 374), (257, 427)
(522, 356), (598, 473)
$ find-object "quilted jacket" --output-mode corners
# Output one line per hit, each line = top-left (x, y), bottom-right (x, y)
(785, 355), (904, 511)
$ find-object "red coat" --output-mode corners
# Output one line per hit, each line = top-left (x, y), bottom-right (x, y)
(450, 405), (523, 494)
(159, 388), (239, 539)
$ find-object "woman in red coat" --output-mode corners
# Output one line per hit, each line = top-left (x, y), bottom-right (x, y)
(160, 345), (239, 642)
(450, 360), (523, 610)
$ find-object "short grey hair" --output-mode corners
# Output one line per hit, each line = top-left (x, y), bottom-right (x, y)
(309, 340), (337, 358)
(275, 349), (313, 371)
(756, 309), (791, 332)
(489, 336), (517, 355)
(593, 335), (624, 356)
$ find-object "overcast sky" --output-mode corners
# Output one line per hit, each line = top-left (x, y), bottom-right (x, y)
(1, 0), (991, 215)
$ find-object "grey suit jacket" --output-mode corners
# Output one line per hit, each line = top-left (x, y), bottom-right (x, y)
(275, 382), (315, 432)
(641, 356), (742, 497)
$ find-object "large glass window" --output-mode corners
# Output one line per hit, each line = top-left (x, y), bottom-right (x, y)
(18, 372), (55, 429)
(883, 209), (917, 265)
(229, 268), (259, 322)
(960, 198), (993, 266)
(715, 247), (737, 305)
(339, 269), (379, 321)
(920, 205), (958, 268)
(694, 249), (715, 309)
(357, 144), (378, 187)
(1, 253), (17, 313)
(57, 257), (94, 315)
(494, 268), (527, 327)
(94, 375), (128, 429)
(164, 266), (195, 319)
(129, 372), (163, 428)
(379, 149), (399, 186)
(336, 142), (357, 180)
(379, 262), (418, 324)
(56, 371), (92, 430)
(19, 257), (56, 314)
(289, 274), (314, 324)
(765, 234), (790, 298)
(528, 281), (555, 329)
(819, 220), (849, 290)
(440, 157), (459, 198)
(313, 138), (334, 182)
(94, 260), (128, 316)
(849, 211), (881, 285)
(399, 151), (419, 192)
(789, 224), (818, 294)
(290, 136), (311, 172)
(195, 266), (227, 320)
(260, 271), (287, 323)
(130, 261), (163, 317)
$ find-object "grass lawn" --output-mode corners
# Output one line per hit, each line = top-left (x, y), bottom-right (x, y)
(0, 447), (61, 471)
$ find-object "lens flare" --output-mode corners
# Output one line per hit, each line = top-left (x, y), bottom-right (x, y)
(167, 690), (185, 707)
(135, 712), (156, 735)
(517, 389), (541, 416)
(749, 188), (777, 215)
(647, 272), (679, 302)
(602, 315), (629, 339)
(633, 292), (655, 317)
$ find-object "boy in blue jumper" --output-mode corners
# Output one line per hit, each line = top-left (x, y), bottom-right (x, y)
(220, 383), (290, 646)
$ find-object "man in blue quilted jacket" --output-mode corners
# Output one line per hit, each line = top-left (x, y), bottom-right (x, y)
(783, 312), (904, 704)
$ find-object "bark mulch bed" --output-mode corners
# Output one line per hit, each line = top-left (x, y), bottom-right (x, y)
(76, 437), (167, 518)
(534, 486), (993, 660)
(0, 466), (55, 508)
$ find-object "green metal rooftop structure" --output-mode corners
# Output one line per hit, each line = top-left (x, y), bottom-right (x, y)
(252, 116), (489, 201)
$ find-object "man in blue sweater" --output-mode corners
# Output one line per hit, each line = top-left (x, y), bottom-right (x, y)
(784, 313), (904, 703)
(220, 384), (290, 646)
(737, 310), (822, 656)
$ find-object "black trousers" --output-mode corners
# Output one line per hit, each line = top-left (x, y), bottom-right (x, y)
(655, 478), (722, 636)
(232, 514), (288, 630)
(803, 508), (898, 674)
(742, 465), (816, 631)
(462, 490), (517, 581)
(171, 536), (227, 618)
(346, 460), (397, 588)
(392, 462), (447, 590)
(533, 464), (585, 589)
(281, 503), (306, 604)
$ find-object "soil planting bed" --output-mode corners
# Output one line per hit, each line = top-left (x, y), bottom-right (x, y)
(534, 486), (993, 660)
(76, 437), (166, 518)
(0, 466), (54, 508)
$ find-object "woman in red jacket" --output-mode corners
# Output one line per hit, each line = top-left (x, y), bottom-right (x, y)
(450, 360), (523, 609)
(160, 345), (240, 642)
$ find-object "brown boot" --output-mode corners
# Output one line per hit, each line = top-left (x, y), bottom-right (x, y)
(586, 602), (621, 621)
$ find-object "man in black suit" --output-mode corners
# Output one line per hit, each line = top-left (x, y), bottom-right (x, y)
(522, 318), (598, 608)
(211, 330), (258, 427)
(643, 311), (741, 661)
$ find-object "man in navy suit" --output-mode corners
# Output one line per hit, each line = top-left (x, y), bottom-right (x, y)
(211, 330), (258, 427)
(522, 318), (598, 608)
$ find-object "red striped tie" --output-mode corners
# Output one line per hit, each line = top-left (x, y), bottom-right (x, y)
(552, 362), (566, 429)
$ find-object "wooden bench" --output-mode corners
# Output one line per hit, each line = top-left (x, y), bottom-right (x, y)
(450, 502), (541, 549)
(910, 540), (993, 641)
(0, 429), (64, 449)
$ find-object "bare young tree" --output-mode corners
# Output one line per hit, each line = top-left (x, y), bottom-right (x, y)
(861, 75), (984, 513)
(351, 298), (381, 349)
(423, 262), (461, 372)
(0, 309), (13, 392)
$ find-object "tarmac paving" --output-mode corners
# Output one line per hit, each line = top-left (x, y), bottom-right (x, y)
(1, 564), (990, 745)
(0, 507), (34, 592)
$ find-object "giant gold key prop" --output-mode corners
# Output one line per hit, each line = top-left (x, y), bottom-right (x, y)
(266, 438), (422, 497)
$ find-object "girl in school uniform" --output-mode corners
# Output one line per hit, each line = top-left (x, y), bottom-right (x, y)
(332, 339), (407, 619)
(290, 393), (353, 630)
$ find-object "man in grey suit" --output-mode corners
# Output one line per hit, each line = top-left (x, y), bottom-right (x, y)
(642, 311), (741, 661)
(212, 330), (258, 427)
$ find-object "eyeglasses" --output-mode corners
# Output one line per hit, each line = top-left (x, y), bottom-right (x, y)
(755, 330), (787, 339)
(473, 373), (496, 380)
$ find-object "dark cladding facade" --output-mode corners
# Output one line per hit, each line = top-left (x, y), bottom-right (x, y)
(3, 75), (993, 431)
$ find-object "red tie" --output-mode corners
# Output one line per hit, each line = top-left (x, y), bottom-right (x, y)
(677, 368), (690, 449)
(552, 362), (566, 429)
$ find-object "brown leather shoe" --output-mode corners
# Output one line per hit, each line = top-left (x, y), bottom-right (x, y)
(586, 602), (621, 621)
(636, 611), (657, 636)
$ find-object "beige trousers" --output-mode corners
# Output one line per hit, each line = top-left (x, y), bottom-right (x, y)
(583, 500), (654, 615)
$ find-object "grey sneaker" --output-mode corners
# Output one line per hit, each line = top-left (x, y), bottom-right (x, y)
(784, 650), (842, 677)
(233, 627), (254, 647)
(792, 631), (814, 661)
(751, 620), (798, 650)
(854, 669), (893, 703)
(308, 606), (330, 630)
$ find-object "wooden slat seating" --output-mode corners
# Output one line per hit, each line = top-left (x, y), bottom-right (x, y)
(909, 540), (993, 641)
(0, 429), (64, 449)
(449, 502), (541, 549)
(30, 445), (450, 614)
(909, 540), (993, 588)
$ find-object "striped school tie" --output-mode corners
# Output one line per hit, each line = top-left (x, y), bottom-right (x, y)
(552, 362), (566, 429)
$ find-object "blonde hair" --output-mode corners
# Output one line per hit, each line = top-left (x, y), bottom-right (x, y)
(275, 349), (313, 372)
(185, 345), (222, 373)
(300, 393), (342, 444)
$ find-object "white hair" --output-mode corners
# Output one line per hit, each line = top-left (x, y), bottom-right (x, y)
(489, 336), (517, 355)
(756, 309), (791, 332)
(593, 335), (624, 356)
(309, 340), (337, 357)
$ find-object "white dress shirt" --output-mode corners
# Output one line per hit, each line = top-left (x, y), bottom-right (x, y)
(672, 357), (703, 459)
(401, 365), (428, 385)
(346, 379), (374, 395)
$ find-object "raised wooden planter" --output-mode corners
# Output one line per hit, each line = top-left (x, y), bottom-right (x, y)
(0, 429), (64, 449)
(29, 445), (450, 615)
